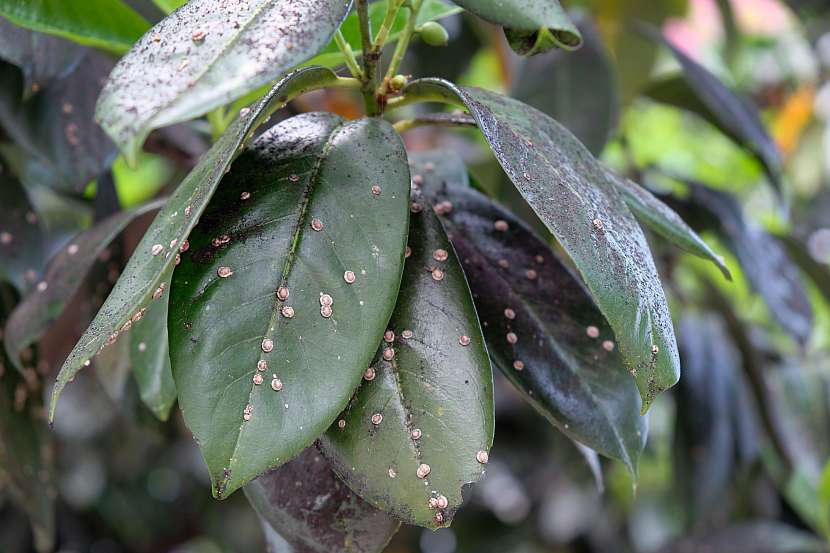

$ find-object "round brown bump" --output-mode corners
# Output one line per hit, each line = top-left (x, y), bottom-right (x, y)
(433, 249), (449, 262)
(586, 326), (600, 339)
(364, 367), (376, 381)
(513, 360), (525, 371)
(271, 377), (283, 391)
(476, 450), (489, 464)
(371, 413), (383, 425)
(603, 340), (615, 352)
(494, 220), (508, 232)
(417, 463), (431, 479)
(217, 266), (233, 278)
(277, 287), (290, 301)
(252, 373), (263, 385)
(458, 335), (471, 346)
(382, 348), (395, 361)
(344, 271), (356, 284)
(506, 332), (518, 345)
(320, 305), (333, 318)
(311, 218), (324, 232)
(261, 338), (274, 353)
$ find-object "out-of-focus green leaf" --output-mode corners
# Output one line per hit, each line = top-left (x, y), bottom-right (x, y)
(656, 522), (827, 553)
(152, 0), (187, 14)
(321, 188), (493, 529)
(451, 0), (582, 55)
(0, 370), (55, 553)
(49, 66), (342, 423)
(4, 198), (165, 371)
(112, 153), (174, 209)
(169, 113), (410, 499)
(607, 171), (731, 279)
(399, 80), (680, 410)
(130, 293), (175, 421)
(674, 313), (740, 523)
(677, 182), (813, 345)
(642, 28), (783, 194)
(0, 19), (84, 98)
(412, 151), (646, 475)
(0, 176), (48, 295)
(95, 0), (352, 164)
(0, 55), (115, 194)
(245, 445), (400, 553)
(0, 0), (150, 54)
(512, 15), (618, 155)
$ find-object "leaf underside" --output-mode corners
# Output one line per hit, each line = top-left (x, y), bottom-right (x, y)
(400, 79), (680, 410)
(130, 292), (176, 421)
(451, 0), (582, 55)
(49, 66), (342, 423)
(169, 113), (411, 498)
(412, 151), (646, 475)
(245, 445), (400, 553)
(321, 188), (494, 529)
(95, 0), (352, 162)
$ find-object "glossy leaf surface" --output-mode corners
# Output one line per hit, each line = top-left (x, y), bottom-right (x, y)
(245, 445), (400, 553)
(169, 113), (410, 498)
(4, 198), (165, 371)
(451, 0), (581, 55)
(50, 66), (342, 422)
(96, 0), (352, 163)
(0, 0), (150, 54)
(321, 189), (494, 529)
(0, 176), (48, 295)
(413, 151), (646, 474)
(400, 79), (680, 410)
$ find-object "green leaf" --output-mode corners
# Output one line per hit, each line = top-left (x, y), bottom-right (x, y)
(152, 0), (187, 14)
(308, 0), (462, 67)
(169, 113), (410, 499)
(0, 0), (150, 54)
(677, 182), (812, 345)
(0, 176), (49, 295)
(130, 292), (176, 421)
(399, 79), (680, 411)
(320, 189), (494, 529)
(0, 18), (85, 98)
(0, 56), (117, 194)
(95, 0), (352, 164)
(451, 0), (582, 55)
(674, 313), (741, 523)
(511, 15), (617, 155)
(412, 151), (645, 475)
(245, 445), (401, 553)
(606, 171), (731, 279)
(0, 371), (56, 553)
(4, 198), (166, 371)
(656, 522), (827, 553)
(49, 66), (342, 423)
(642, 28), (783, 194)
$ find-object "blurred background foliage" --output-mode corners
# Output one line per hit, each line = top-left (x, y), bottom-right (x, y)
(3, 0), (830, 552)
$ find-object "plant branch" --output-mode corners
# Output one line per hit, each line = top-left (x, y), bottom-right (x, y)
(384, 0), (423, 84)
(356, 0), (381, 115)
(373, 0), (406, 51)
(334, 29), (363, 79)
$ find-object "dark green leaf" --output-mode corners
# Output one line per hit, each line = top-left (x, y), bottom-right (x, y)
(0, 371), (55, 553)
(643, 28), (783, 193)
(0, 56), (116, 194)
(4, 198), (165, 371)
(130, 292), (176, 421)
(451, 0), (581, 55)
(0, 0), (150, 54)
(96, 0), (352, 163)
(0, 176), (48, 295)
(674, 313), (740, 523)
(776, 233), (830, 306)
(511, 15), (617, 155)
(681, 183), (812, 345)
(50, 66), (342, 422)
(0, 19), (84, 98)
(169, 113), (410, 499)
(412, 151), (645, 475)
(656, 522), (827, 553)
(607, 171), (731, 279)
(245, 445), (400, 553)
(320, 189), (494, 529)
(399, 80), (680, 410)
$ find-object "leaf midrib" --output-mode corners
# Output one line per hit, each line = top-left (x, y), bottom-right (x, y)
(223, 120), (347, 490)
